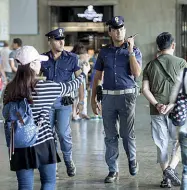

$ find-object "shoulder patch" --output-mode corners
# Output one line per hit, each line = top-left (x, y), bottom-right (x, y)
(67, 51), (77, 58)
(101, 44), (111, 49)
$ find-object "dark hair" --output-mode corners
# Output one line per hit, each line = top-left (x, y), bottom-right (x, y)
(3, 64), (37, 105)
(71, 43), (87, 55)
(13, 38), (22, 47)
(156, 32), (174, 51)
(95, 49), (100, 54)
(3, 41), (9, 47)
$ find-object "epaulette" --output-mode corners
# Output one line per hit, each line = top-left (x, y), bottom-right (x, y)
(101, 44), (111, 49)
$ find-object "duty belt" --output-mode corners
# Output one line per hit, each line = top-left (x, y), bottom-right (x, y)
(102, 88), (135, 95)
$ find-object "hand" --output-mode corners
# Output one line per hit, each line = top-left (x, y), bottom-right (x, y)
(91, 100), (101, 115)
(155, 103), (166, 114)
(80, 54), (90, 63)
(82, 62), (90, 76)
(76, 103), (84, 115)
(127, 37), (135, 52)
(162, 104), (175, 115)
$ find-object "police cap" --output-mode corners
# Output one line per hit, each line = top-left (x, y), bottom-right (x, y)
(45, 28), (65, 40)
(106, 16), (124, 29)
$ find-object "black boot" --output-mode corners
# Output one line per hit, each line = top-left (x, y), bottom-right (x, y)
(104, 172), (118, 183)
(129, 160), (139, 176)
(65, 160), (76, 177)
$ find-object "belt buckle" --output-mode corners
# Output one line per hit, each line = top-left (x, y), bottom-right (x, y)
(114, 91), (118, 95)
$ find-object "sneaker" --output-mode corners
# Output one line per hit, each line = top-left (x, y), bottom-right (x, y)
(104, 172), (118, 183)
(164, 166), (181, 186)
(65, 160), (76, 177)
(181, 174), (187, 190)
(160, 177), (171, 188)
(129, 160), (139, 176)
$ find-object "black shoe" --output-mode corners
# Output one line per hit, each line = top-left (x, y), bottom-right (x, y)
(160, 177), (171, 188)
(65, 160), (76, 177)
(104, 172), (118, 183)
(129, 160), (139, 176)
(163, 166), (181, 186)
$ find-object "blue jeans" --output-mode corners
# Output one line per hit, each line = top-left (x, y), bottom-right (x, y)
(50, 104), (72, 162)
(16, 163), (56, 190)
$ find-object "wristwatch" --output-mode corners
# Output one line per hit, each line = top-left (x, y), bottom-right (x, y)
(78, 101), (84, 105)
(129, 52), (135, 57)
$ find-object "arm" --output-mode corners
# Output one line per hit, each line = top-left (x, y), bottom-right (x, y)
(129, 55), (142, 77)
(61, 73), (86, 96)
(169, 70), (183, 104)
(162, 70), (183, 115)
(142, 80), (158, 106)
(75, 69), (84, 102)
(91, 70), (103, 114)
(9, 59), (17, 72)
(142, 80), (166, 113)
(0, 64), (7, 84)
(127, 38), (142, 77)
(91, 51), (104, 114)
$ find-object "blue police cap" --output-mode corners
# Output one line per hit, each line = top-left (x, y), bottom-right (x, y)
(45, 28), (65, 40)
(106, 16), (124, 29)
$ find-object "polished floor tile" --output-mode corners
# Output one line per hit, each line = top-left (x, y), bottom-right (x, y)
(0, 96), (181, 189)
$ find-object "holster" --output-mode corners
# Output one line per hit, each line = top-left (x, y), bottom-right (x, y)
(61, 96), (74, 106)
(96, 85), (103, 102)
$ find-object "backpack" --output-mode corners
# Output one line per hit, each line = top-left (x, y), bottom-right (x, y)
(169, 68), (187, 126)
(2, 98), (40, 160)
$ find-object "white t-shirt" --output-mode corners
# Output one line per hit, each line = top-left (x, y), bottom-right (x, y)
(1, 47), (12, 73)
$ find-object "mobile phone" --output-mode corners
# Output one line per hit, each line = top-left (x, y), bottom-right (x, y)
(127, 33), (139, 39)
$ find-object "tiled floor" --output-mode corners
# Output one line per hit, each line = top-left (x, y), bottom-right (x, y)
(0, 96), (182, 189)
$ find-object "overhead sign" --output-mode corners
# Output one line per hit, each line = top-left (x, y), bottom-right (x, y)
(77, 5), (103, 22)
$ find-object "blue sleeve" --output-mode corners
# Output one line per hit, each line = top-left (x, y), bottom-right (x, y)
(135, 48), (142, 67)
(73, 56), (81, 72)
(94, 51), (104, 71)
(40, 61), (46, 73)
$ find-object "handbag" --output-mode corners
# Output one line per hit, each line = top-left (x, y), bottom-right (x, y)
(169, 68), (187, 126)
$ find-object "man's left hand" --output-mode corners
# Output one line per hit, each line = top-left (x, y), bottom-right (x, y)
(127, 37), (134, 53)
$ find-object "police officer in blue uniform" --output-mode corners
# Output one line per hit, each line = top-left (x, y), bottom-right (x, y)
(91, 16), (142, 183)
(41, 28), (84, 177)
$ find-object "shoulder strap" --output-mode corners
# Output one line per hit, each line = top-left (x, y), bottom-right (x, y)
(156, 59), (175, 85)
(181, 68), (187, 94)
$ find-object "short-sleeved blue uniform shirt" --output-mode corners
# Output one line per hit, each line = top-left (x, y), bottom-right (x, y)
(41, 50), (80, 83)
(94, 43), (142, 90)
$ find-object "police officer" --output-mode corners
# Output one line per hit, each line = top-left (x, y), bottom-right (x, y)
(41, 28), (84, 177)
(91, 16), (142, 183)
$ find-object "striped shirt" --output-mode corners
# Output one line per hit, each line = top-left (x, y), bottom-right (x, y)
(31, 73), (85, 146)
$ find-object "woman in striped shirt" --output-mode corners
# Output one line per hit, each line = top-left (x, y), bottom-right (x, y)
(3, 46), (90, 190)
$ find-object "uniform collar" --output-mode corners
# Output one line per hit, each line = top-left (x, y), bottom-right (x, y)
(109, 42), (128, 49)
(48, 50), (68, 60)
